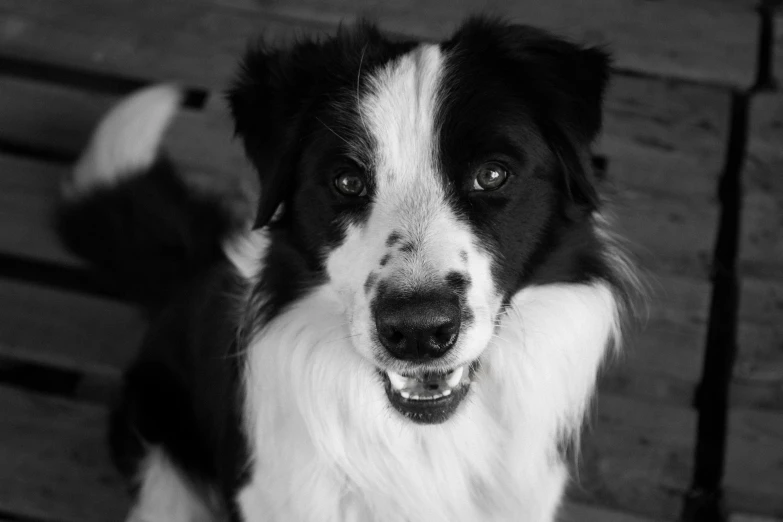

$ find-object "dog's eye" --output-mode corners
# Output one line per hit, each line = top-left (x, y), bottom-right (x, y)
(472, 163), (509, 191)
(334, 171), (367, 197)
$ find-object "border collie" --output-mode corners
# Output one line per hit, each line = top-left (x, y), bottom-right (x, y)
(59, 16), (641, 522)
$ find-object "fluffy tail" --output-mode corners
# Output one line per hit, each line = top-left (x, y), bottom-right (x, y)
(59, 85), (249, 302)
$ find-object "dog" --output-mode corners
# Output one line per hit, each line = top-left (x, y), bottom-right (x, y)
(59, 16), (641, 522)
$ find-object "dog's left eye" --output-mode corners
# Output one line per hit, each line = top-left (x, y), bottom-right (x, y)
(334, 170), (367, 197)
(472, 163), (510, 191)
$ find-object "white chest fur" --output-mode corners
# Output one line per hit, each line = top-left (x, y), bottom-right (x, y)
(236, 283), (618, 522)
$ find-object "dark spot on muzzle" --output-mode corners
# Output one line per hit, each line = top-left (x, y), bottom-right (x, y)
(386, 231), (402, 247)
(445, 271), (470, 293)
(364, 272), (378, 294)
(399, 242), (416, 254)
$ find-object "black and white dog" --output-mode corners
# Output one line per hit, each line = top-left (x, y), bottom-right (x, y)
(60, 17), (640, 522)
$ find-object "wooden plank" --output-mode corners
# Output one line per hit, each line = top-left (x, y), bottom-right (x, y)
(216, 0), (760, 87)
(0, 0), (760, 89)
(609, 189), (716, 280)
(724, 93), (783, 517)
(730, 515), (783, 522)
(725, 408), (783, 517)
(570, 395), (696, 519)
(0, 276), (145, 378)
(0, 154), (83, 268)
(561, 501), (667, 521)
(775, 6), (783, 88)
(0, 385), (128, 522)
(0, 0), (325, 90)
(732, 93), (783, 410)
(600, 275), (710, 405)
(600, 75), (730, 198)
(0, 74), (251, 182)
(733, 277), (783, 410)
(740, 93), (783, 281)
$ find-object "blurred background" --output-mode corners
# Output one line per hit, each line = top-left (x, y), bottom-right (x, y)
(0, 1), (781, 521)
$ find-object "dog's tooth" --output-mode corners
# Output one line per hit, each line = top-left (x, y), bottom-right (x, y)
(411, 394), (421, 400)
(387, 371), (409, 391)
(445, 366), (464, 388)
(442, 389), (452, 397)
(400, 390), (411, 399)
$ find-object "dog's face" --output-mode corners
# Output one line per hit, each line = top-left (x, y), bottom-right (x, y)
(230, 18), (609, 424)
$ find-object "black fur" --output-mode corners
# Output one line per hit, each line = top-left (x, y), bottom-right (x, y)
(58, 157), (241, 304)
(437, 18), (613, 301)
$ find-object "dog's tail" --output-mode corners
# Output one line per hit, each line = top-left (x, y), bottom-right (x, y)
(59, 85), (251, 302)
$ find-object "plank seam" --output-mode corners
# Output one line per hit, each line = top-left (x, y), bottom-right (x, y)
(0, 54), (209, 109)
(682, 89), (752, 522)
(754, 3), (778, 90)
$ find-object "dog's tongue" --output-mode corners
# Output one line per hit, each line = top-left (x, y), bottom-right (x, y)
(386, 366), (465, 398)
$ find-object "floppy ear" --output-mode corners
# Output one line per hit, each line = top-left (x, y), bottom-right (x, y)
(450, 18), (611, 208)
(227, 40), (324, 228)
(228, 22), (395, 229)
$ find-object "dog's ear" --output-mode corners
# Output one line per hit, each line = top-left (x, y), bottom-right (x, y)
(448, 17), (611, 208)
(227, 40), (325, 228)
(228, 22), (394, 229)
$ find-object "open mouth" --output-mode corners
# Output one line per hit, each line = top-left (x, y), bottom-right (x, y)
(380, 364), (475, 424)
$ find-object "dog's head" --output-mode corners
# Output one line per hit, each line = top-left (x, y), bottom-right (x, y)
(229, 18), (610, 424)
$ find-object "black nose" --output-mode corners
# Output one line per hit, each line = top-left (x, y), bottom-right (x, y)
(374, 292), (461, 361)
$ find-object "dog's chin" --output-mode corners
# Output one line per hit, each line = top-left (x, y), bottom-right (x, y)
(378, 363), (478, 424)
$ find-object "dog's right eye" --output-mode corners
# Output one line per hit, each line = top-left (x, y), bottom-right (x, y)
(334, 170), (367, 197)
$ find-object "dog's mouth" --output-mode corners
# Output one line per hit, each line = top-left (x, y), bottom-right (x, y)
(380, 364), (475, 424)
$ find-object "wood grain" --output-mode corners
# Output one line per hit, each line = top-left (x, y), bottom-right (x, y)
(0, 0), (325, 90)
(561, 501), (667, 521)
(725, 408), (783, 517)
(569, 395), (696, 519)
(724, 92), (783, 519)
(730, 515), (783, 522)
(733, 278), (783, 410)
(0, 154), (82, 268)
(740, 94), (783, 281)
(601, 275), (710, 405)
(0, 276), (145, 378)
(732, 93), (783, 411)
(0, 385), (129, 522)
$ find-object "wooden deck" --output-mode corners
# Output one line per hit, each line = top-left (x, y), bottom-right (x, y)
(0, 0), (780, 520)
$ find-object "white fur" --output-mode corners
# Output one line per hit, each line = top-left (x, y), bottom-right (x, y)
(126, 447), (221, 522)
(65, 84), (182, 200)
(237, 277), (619, 521)
(223, 229), (271, 280)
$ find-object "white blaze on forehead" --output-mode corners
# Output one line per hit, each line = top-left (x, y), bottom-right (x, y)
(362, 44), (444, 203)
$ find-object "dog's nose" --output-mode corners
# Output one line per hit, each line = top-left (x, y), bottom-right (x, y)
(374, 292), (461, 361)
